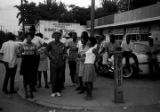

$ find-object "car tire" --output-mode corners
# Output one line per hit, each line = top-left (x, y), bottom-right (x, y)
(122, 65), (134, 78)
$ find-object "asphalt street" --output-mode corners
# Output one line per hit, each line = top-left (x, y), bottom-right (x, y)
(0, 61), (160, 112)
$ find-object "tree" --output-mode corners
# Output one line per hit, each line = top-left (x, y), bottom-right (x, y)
(15, 0), (37, 25)
(118, 0), (160, 11)
(95, 0), (118, 18)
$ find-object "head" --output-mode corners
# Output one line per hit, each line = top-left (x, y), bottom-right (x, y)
(52, 31), (62, 42)
(36, 33), (43, 38)
(110, 34), (115, 43)
(95, 34), (104, 44)
(148, 38), (154, 46)
(126, 36), (131, 44)
(7, 32), (16, 41)
(81, 31), (89, 45)
(71, 32), (77, 41)
(87, 37), (97, 47)
(29, 25), (36, 35)
(25, 32), (34, 43)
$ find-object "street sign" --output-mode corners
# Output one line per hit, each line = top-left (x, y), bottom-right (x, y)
(114, 51), (124, 103)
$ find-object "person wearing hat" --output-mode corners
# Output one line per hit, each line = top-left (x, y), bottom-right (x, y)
(45, 31), (67, 97)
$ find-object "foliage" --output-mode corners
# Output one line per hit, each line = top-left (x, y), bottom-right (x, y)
(118, 0), (160, 11)
(95, 0), (118, 18)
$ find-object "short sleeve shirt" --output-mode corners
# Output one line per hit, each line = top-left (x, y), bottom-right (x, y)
(68, 41), (78, 61)
(46, 41), (66, 67)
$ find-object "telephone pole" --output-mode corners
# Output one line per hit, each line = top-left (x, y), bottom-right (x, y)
(91, 0), (95, 37)
(21, 0), (25, 36)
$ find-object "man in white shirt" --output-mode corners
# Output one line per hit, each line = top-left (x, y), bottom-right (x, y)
(0, 33), (20, 93)
(121, 35), (141, 72)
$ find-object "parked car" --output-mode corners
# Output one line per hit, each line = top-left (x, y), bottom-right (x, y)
(96, 42), (160, 78)
(122, 42), (160, 78)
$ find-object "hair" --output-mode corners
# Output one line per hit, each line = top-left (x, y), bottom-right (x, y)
(68, 32), (72, 37)
(52, 31), (62, 38)
(25, 32), (34, 39)
(110, 34), (115, 43)
(81, 31), (89, 41)
(7, 32), (15, 40)
(29, 25), (36, 32)
(36, 33), (43, 38)
(88, 36), (97, 47)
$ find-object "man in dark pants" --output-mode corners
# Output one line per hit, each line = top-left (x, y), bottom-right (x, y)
(121, 35), (141, 72)
(0, 33), (20, 93)
(147, 38), (160, 74)
(67, 32), (78, 86)
(45, 31), (66, 97)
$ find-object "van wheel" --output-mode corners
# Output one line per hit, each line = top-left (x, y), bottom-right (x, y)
(122, 65), (134, 78)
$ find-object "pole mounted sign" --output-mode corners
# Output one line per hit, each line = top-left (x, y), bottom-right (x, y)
(114, 51), (124, 103)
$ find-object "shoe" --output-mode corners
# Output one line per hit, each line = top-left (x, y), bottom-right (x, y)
(45, 85), (49, 88)
(56, 92), (61, 97)
(75, 87), (81, 91)
(32, 88), (37, 92)
(29, 91), (34, 99)
(2, 89), (9, 94)
(0, 107), (3, 111)
(78, 89), (85, 94)
(37, 85), (41, 88)
(51, 93), (56, 97)
(10, 90), (17, 94)
(84, 95), (92, 100)
(70, 83), (76, 87)
(25, 93), (29, 99)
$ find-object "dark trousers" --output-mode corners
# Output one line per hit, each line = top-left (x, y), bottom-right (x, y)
(23, 74), (34, 91)
(123, 51), (140, 70)
(50, 63), (64, 93)
(34, 55), (40, 86)
(68, 61), (76, 83)
(2, 65), (17, 92)
(86, 82), (93, 97)
(37, 71), (48, 86)
(148, 58), (159, 74)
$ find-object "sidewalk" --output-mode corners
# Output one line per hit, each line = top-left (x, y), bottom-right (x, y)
(17, 63), (160, 112)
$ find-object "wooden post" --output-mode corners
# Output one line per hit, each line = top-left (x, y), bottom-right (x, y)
(114, 51), (124, 103)
(90, 0), (95, 37)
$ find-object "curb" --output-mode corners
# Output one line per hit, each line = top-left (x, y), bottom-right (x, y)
(17, 89), (99, 112)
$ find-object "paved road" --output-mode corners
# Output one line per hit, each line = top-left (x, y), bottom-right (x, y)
(0, 61), (160, 112)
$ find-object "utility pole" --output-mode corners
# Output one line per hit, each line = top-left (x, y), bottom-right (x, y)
(21, 0), (25, 38)
(91, 0), (95, 37)
(127, 0), (130, 11)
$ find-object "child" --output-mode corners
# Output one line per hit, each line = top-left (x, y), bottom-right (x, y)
(76, 31), (89, 93)
(83, 37), (97, 100)
(37, 44), (49, 88)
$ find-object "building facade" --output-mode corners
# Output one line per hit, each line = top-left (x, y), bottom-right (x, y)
(87, 3), (160, 44)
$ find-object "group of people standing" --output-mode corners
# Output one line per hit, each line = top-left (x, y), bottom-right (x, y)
(0, 25), (160, 101)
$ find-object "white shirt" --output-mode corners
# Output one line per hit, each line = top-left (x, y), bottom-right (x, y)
(84, 47), (96, 64)
(121, 41), (134, 51)
(0, 40), (20, 68)
(23, 36), (44, 48)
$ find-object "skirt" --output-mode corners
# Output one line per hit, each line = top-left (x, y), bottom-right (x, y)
(38, 58), (48, 71)
(83, 64), (96, 82)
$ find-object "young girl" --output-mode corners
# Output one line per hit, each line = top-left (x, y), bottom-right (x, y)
(37, 44), (49, 88)
(83, 37), (97, 100)
(76, 31), (89, 93)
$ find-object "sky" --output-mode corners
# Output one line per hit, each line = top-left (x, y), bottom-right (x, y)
(0, 0), (100, 34)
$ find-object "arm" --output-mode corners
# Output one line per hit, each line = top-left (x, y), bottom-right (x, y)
(45, 42), (54, 61)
